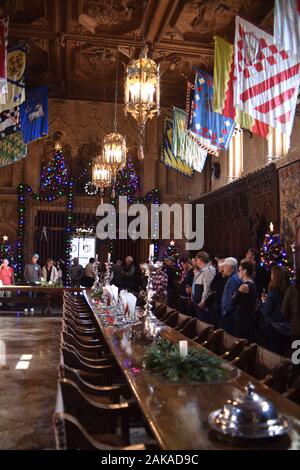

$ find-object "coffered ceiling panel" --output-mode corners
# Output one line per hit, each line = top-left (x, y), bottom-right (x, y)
(3, 0), (276, 108)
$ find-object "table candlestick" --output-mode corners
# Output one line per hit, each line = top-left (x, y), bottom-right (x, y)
(179, 340), (188, 358)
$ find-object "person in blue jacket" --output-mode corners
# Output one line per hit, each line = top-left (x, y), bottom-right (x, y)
(220, 257), (242, 334)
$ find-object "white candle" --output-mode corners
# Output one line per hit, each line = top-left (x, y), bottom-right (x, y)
(149, 244), (154, 259)
(179, 340), (188, 358)
(269, 222), (274, 233)
(96, 254), (98, 261)
(108, 252), (111, 262)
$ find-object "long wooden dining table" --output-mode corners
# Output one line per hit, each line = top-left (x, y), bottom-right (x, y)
(85, 292), (300, 451)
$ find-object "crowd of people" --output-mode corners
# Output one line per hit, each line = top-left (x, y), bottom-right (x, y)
(174, 250), (299, 355)
(0, 249), (298, 352)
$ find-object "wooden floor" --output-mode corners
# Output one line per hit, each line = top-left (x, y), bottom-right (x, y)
(0, 317), (61, 450)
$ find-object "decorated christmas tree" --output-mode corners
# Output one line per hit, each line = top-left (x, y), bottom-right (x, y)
(0, 235), (14, 264)
(115, 156), (139, 198)
(40, 143), (69, 197)
(260, 223), (294, 280)
(164, 240), (181, 277)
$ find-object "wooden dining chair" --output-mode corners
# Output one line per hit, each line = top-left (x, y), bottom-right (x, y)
(163, 311), (179, 328)
(58, 364), (125, 403)
(191, 319), (214, 344)
(202, 329), (248, 362)
(61, 331), (108, 358)
(173, 312), (191, 331)
(54, 412), (145, 450)
(61, 345), (114, 380)
(59, 378), (131, 440)
(233, 343), (293, 393)
(62, 323), (104, 347)
(61, 342), (112, 367)
(63, 317), (98, 337)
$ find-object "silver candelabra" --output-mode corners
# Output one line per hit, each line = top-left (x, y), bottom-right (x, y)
(92, 259), (102, 291)
(104, 258), (113, 286)
(143, 258), (163, 319)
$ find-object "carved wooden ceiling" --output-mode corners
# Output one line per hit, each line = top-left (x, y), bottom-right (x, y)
(1, 0), (275, 108)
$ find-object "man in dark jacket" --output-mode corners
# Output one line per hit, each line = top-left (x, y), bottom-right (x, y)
(24, 254), (42, 315)
(164, 256), (177, 308)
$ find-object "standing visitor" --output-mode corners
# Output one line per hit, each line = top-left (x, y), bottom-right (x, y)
(84, 257), (96, 288)
(193, 251), (216, 321)
(246, 248), (270, 297)
(282, 269), (300, 350)
(164, 256), (177, 308)
(179, 258), (194, 315)
(24, 254), (42, 315)
(232, 260), (257, 342)
(261, 266), (290, 352)
(220, 257), (241, 334)
(42, 258), (59, 284)
(70, 258), (84, 287)
(120, 256), (136, 291)
(0, 259), (15, 306)
(209, 258), (227, 328)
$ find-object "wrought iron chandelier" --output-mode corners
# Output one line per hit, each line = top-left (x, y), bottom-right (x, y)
(124, 45), (160, 159)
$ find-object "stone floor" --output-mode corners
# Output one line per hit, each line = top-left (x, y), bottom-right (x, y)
(0, 317), (61, 449)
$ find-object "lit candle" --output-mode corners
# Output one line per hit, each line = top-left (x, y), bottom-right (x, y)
(108, 252), (111, 262)
(149, 244), (154, 259)
(179, 340), (188, 358)
(270, 222), (274, 233)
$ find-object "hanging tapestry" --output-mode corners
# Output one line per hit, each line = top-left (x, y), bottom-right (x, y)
(0, 45), (26, 113)
(172, 107), (207, 173)
(0, 131), (27, 168)
(20, 86), (48, 144)
(161, 117), (194, 177)
(187, 70), (235, 152)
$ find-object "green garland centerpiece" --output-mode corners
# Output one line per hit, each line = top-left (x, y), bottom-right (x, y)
(40, 279), (63, 288)
(144, 339), (230, 383)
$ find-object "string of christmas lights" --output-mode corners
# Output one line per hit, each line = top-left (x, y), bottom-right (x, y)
(164, 240), (181, 277)
(115, 156), (139, 197)
(260, 227), (294, 281)
(16, 146), (75, 285)
(0, 235), (15, 267)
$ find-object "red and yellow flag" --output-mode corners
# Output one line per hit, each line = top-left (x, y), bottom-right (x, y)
(213, 35), (269, 139)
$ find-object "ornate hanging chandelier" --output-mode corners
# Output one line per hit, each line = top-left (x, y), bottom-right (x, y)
(92, 155), (112, 204)
(103, 48), (127, 197)
(124, 45), (160, 159)
(103, 131), (127, 176)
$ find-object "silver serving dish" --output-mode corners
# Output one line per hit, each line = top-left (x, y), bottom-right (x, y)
(208, 383), (292, 439)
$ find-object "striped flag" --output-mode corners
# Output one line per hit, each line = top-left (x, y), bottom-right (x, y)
(0, 18), (8, 99)
(213, 35), (269, 139)
(234, 16), (300, 137)
(274, 0), (300, 59)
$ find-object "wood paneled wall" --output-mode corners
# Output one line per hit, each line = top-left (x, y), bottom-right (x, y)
(193, 164), (279, 259)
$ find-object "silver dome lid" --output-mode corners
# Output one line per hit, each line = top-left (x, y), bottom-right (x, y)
(208, 383), (292, 439)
